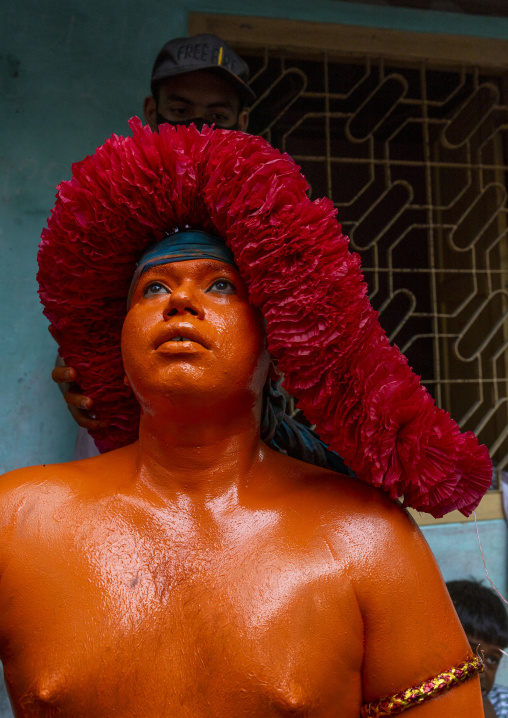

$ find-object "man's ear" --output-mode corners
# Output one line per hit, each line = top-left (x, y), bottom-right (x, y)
(143, 95), (158, 131)
(268, 359), (282, 382)
(238, 110), (249, 132)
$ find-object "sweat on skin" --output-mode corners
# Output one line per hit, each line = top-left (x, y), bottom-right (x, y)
(0, 255), (483, 716)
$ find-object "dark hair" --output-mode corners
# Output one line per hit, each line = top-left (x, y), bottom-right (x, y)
(447, 579), (508, 647)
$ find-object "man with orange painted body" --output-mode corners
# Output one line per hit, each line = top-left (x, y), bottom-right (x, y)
(0, 126), (487, 716)
(0, 258), (484, 716)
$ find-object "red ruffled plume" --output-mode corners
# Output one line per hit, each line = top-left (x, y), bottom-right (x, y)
(37, 118), (492, 517)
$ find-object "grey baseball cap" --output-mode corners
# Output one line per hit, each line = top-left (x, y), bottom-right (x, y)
(150, 33), (256, 103)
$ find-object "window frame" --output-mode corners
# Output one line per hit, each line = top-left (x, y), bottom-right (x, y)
(189, 12), (507, 525)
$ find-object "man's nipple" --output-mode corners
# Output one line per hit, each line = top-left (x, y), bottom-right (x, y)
(34, 674), (64, 705)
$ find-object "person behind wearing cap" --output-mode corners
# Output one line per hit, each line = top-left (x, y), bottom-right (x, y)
(0, 122), (488, 717)
(143, 33), (253, 133)
(51, 34), (253, 447)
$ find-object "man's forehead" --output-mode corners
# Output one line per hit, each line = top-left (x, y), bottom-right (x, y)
(126, 231), (238, 307)
(163, 93), (235, 111)
(158, 71), (241, 108)
(143, 258), (238, 277)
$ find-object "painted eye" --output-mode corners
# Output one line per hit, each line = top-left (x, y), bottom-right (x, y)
(207, 279), (236, 294)
(143, 282), (170, 297)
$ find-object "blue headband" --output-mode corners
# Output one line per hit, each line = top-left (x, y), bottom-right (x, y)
(127, 229), (237, 306)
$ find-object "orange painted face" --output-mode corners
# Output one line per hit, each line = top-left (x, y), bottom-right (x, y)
(121, 259), (270, 417)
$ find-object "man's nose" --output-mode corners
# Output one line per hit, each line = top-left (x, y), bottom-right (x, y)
(164, 284), (204, 319)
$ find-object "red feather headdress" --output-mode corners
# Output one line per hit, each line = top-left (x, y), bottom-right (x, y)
(37, 118), (492, 517)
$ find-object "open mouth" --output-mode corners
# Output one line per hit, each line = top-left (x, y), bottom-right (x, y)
(157, 338), (206, 354)
(156, 327), (210, 353)
(156, 324), (210, 350)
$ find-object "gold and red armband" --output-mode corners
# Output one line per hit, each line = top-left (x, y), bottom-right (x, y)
(360, 654), (483, 717)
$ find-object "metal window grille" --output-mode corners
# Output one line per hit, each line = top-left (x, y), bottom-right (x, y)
(242, 47), (508, 482)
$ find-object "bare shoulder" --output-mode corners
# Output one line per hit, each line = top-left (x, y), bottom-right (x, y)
(262, 448), (418, 540)
(0, 462), (59, 505)
(314, 469), (433, 581)
(0, 456), (96, 498)
(0, 445), (133, 538)
(260, 449), (435, 586)
(0, 462), (79, 532)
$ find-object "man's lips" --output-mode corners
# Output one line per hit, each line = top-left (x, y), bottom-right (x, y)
(155, 323), (210, 350)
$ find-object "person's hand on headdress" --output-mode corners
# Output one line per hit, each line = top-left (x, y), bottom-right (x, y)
(49, 325), (108, 430)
